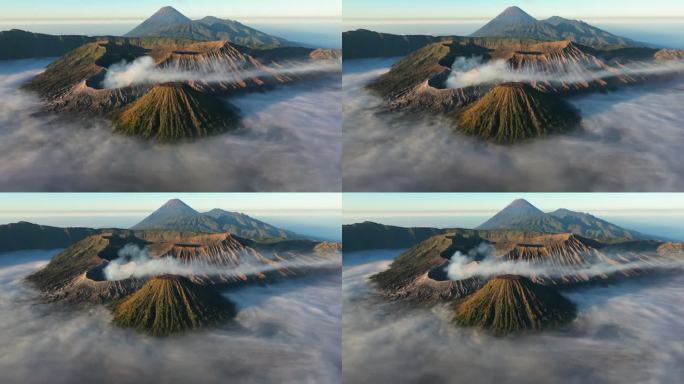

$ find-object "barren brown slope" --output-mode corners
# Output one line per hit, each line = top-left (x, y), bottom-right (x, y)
(454, 275), (576, 334)
(455, 82), (580, 144)
(112, 275), (236, 336)
(115, 82), (238, 142)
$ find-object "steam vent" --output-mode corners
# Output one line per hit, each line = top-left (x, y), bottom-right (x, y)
(115, 82), (238, 142)
(453, 275), (576, 334)
(455, 82), (580, 144)
(112, 275), (236, 336)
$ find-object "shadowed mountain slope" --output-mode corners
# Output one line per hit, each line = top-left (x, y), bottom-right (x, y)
(0, 222), (99, 253)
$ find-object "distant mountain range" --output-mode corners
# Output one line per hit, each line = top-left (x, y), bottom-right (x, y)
(343, 6), (653, 60)
(344, 199), (655, 252)
(476, 199), (646, 241)
(124, 6), (291, 48)
(471, 6), (642, 48)
(0, 199), (303, 254)
(0, 6), (299, 60)
(131, 199), (299, 241)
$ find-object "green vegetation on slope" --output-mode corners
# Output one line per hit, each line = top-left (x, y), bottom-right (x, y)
(0, 29), (94, 60)
(454, 275), (576, 334)
(115, 83), (238, 142)
(112, 275), (236, 336)
(455, 82), (580, 144)
(0, 222), (98, 253)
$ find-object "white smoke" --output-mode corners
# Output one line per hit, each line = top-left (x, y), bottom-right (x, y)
(103, 244), (339, 281)
(102, 56), (340, 89)
(445, 242), (684, 281)
(445, 57), (684, 88)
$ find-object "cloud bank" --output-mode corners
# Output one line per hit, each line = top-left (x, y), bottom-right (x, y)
(0, 59), (341, 191)
(343, 59), (684, 191)
(0, 250), (340, 384)
(343, 250), (684, 384)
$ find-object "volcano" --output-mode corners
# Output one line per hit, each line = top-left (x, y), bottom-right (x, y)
(454, 275), (576, 334)
(112, 275), (236, 336)
(455, 82), (580, 143)
(115, 83), (239, 142)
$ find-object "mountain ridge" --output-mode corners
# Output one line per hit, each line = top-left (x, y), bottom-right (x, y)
(471, 6), (644, 48)
(124, 6), (291, 48)
(131, 199), (300, 241)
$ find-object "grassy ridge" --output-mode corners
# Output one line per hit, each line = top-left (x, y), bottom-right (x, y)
(112, 275), (235, 336)
(455, 83), (580, 144)
(454, 275), (576, 334)
(115, 83), (238, 142)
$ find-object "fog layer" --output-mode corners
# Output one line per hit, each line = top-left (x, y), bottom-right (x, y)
(343, 59), (684, 191)
(0, 250), (341, 384)
(343, 250), (684, 384)
(0, 59), (341, 191)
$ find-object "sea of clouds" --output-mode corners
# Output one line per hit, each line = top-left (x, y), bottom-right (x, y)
(342, 59), (684, 191)
(0, 250), (341, 384)
(343, 250), (684, 384)
(0, 59), (341, 191)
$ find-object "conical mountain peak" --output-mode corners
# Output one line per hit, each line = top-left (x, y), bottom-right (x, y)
(149, 6), (191, 23)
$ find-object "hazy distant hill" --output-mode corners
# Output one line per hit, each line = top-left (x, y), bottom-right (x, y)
(0, 29), (94, 60)
(477, 199), (646, 241)
(124, 6), (291, 48)
(131, 199), (299, 241)
(471, 6), (643, 48)
(0, 221), (99, 253)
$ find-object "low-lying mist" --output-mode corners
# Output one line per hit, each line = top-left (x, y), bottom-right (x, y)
(103, 56), (340, 89)
(445, 56), (684, 88)
(103, 243), (340, 281)
(343, 59), (684, 191)
(0, 250), (341, 384)
(343, 251), (684, 384)
(0, 59), (341, 191)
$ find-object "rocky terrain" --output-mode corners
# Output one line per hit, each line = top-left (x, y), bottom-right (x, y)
(26, 229), (340, 304)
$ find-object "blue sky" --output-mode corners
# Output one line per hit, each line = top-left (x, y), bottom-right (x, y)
(343, 0), (684, 20)
(0, 0), (340, 20)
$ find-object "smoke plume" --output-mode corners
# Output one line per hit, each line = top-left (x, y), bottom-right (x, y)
(444, 242), (684, 281)
(102, 56), (340, 89)
(446, 56), (684, 88)
(103, 243), (340, 281)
